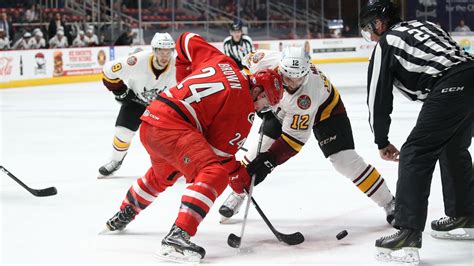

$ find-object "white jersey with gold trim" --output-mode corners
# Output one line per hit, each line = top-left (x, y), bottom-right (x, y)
(102, 50), (176, 104)
(243, 49), (333, 145)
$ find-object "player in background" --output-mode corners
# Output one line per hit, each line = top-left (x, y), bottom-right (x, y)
(223, 18), (254, 70)
(359, 0), (474, 263)
(98, 32), (176, 177)
(102, 32), (283, 263)
(219, 47), (396, 226)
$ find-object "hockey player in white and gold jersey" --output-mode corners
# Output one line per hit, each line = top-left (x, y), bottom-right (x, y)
(220, 47), (396, 225)
(98, 32), (177, 177)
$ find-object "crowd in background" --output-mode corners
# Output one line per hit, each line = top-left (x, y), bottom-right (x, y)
(0, 0), (473, 51)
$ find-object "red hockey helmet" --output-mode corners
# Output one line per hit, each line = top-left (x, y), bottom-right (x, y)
(250, 69), (284, 106)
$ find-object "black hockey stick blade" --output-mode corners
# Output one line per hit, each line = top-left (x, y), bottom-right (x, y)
(276, 231), (305, 245)
(29, 186), (58, 197)
(227, 233), (242, 248)
(0, 166), (58, 197)
(246, 191), (305, 246)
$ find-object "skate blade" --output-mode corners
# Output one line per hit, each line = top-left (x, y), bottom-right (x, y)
(431, 228), (474, 240)
(97, 174), (111, 179)
(98, 225), (125, 235)
(219, 216), (230, 224)
(375, 247), (420, 264)
(98, 226), (114, 235)
(155, 244), (202, 264)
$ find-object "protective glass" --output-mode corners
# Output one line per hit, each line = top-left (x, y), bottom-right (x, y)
(361, 23), (374, 42)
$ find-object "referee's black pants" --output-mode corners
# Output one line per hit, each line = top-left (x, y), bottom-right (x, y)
(394, 66), (474, 231)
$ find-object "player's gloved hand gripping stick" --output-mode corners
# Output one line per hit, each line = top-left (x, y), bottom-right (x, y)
(227, 114), (304, 248)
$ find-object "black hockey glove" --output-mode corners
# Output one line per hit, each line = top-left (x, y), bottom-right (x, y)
(115, 89), (137, 102)
(256, 106), (273, 119)
(115, 89), (147, 106)
(246, 152), (277, 186)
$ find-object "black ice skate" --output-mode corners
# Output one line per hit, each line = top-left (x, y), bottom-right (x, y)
(431, 215), (474, 240)
(103, 205), (136, 233)
(383, 197), (396, 226)
(219, 191), (246, 223)
(375, 228), (422, 263)
(156, 224), (206, 263)
(98, 157), (125, 177)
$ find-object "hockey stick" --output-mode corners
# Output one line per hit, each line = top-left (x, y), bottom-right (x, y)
(227, 113), (305, 247)
(0, 166), (57, 197)
(245, 192), (304, 245)
(228, 188), (305, 247)
(227, 115), (266, 248)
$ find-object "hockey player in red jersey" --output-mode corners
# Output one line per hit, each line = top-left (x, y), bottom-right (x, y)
(103, 32), (283, 263)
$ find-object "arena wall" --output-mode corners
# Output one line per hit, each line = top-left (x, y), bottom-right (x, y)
(1, 36), (473, 89)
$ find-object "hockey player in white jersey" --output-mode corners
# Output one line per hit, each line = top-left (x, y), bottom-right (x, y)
(220, 46), (396, 225)
(98, 32), (176, 177)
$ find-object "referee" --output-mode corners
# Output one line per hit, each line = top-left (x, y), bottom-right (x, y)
(359, 0), (474, 262)
(223, 19), (254, 70)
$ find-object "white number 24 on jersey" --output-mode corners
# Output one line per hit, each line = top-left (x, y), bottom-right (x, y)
(176, 66), (225, 104)
(229, 133), (246, 149)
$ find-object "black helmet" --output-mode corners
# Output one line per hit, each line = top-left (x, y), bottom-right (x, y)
(359, 0), (401, 29)
(230, 19), (243, 31)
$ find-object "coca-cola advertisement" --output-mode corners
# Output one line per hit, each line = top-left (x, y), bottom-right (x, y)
(0, 56), (13, 78)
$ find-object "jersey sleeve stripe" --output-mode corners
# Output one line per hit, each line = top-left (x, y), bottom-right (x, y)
(315, 86), (335, 122)
(102, 73), (121, 84)
(155, 95), (192, 124)
(281, 132), (304, 152)
(320, 86), (341, 122)
(184, 33), (197, 62)
(178, 33), (189, 61)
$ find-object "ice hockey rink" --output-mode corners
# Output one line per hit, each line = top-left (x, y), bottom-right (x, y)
(1, 62), (473, 265)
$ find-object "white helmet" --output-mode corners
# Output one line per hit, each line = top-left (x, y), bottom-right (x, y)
(151, 32), (175, 49)
(279, 46), (310, 78)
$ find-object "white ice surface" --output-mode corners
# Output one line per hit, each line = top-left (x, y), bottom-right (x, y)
(1, 62), (473, 265)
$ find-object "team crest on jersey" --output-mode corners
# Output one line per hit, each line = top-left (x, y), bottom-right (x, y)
(248, 112), (255, 124)
(297, 95), (311, 110)
(127, 56), (137, 66)
(183, 155), (191, 164)
(252, 52), (265, 64)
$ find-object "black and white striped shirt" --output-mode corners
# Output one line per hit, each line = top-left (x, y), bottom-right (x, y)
(367, 20), (474, 149)
(223, 35), (254, 69)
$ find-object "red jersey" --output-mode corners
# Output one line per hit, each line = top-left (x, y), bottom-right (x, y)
(141, 32), (255, 159)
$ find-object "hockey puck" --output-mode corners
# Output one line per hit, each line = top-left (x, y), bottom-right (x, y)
(336, 230), (348, 240)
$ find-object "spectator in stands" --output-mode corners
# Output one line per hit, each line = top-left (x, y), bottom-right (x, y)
(72, 30), (86, 47)
(0, 28), (10, 50)
(304, 40), (311, 60)
(454, 19), (471, 32)
(61, 14), (74, 44)
(114, 28), (134, 46)
(48, 13), (65, 40)
(12, 32), (33, 50)
(342, 24), (358, 37)
(84, 26), (99, 46)
(0, 12), (14, 45)
(255, 4), (266, 21)
(24, 4), (39, 23)
(31, 30), (46, 49)
(49, 29), (69, 48)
